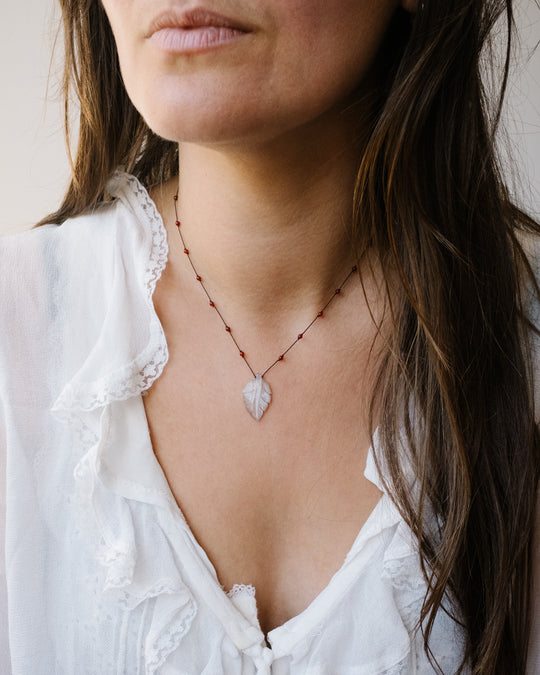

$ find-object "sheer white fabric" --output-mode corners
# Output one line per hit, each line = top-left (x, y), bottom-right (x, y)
(0, 171), (537, 674)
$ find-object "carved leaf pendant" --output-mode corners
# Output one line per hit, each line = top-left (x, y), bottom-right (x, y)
(243, 374), (272, 420)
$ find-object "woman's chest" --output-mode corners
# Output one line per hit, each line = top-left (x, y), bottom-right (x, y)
(142, 268), (387, 635)
(142, 354), (383, 636)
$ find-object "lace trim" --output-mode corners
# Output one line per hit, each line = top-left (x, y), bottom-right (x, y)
(382, 557), (427, 596)
(107, 172), (169, 300)
(145, 599), (198, 674)
(226, 583), (256, 599)
(52, 171), (169, 414)
(73, 434), (199, 671)
(50, 172), (200, 672)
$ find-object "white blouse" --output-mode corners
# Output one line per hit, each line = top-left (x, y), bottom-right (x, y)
(0, 172), (538, 674)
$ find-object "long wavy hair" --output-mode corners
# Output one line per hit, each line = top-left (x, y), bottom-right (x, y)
(43, 0), (539, 672)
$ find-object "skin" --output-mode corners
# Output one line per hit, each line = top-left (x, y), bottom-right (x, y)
(101, 0), (417, 637)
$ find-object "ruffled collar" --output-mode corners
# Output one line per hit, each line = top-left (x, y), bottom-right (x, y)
(52, 171), (169, 417)
(48, 171), (430, 673)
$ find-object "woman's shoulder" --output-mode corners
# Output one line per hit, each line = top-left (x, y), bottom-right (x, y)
(0, 173), (169, 407)
(0, 172), (165, 296)
(0, 204), (119, 383)
(0, 173), (168, 379)
(1, 170), (161, 253)
(0, 204), (118, 345)
(1, 201), (119, 279)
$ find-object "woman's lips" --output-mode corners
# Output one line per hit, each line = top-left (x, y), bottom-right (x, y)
(150, 26), (246, 53)
(147, 8), (251, 54)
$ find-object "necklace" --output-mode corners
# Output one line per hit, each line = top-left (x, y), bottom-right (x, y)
(173, 192), (357, 420)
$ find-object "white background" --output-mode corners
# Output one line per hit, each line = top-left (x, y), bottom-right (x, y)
(0, 0), (538, 234)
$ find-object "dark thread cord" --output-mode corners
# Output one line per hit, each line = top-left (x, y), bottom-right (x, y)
(174, 193), (356, 380)
(261, 265), (357, 376)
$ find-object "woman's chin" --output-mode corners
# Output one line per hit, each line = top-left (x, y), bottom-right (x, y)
(140, 108), (288, 148)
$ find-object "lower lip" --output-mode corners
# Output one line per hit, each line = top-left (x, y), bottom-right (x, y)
(149, 26), (247, 53)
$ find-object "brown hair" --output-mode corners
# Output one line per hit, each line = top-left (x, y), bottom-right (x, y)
(43, 0), (539, 672)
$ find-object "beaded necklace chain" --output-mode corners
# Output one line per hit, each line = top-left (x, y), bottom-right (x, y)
(174, 192), (357, 420)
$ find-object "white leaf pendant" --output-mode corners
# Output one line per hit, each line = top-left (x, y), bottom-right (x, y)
(243, 374), (272, 420)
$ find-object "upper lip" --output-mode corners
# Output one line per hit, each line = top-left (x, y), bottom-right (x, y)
(147, 6), (251, 36)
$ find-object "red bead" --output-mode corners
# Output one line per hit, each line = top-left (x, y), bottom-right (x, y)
(225, 326), (231, 332)
(335, 288), (341, 295)
(175, 220), (181, 227)
(209, 301), (215, 307)
(239, 351), (245, 358)
(317, 311), (324, 317)
(184, 248), (189, 254)
(278, 355), (284, 361)
(196, 275), (202, 281)
(173, 195), (178, 201)
(298, 333), (303, 340)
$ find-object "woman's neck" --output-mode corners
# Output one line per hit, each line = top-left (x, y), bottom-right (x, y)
(153, 118), (367, 344)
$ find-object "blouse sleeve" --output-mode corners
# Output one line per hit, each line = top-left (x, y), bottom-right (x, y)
(0, 226), (61, 675)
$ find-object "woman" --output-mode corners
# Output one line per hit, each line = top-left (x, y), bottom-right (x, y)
(1, 0), (538, 672)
